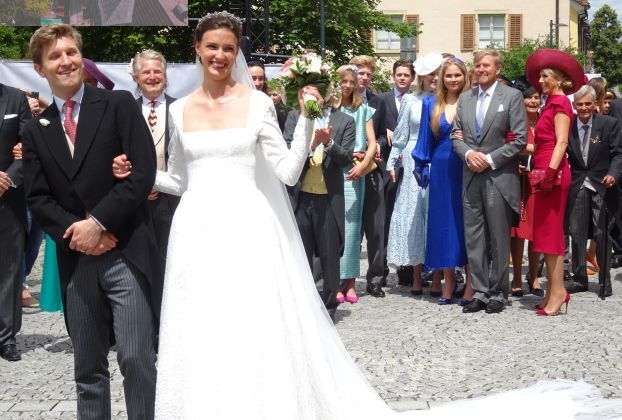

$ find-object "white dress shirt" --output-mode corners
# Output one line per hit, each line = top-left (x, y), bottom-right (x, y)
(465, 81), (499, 170)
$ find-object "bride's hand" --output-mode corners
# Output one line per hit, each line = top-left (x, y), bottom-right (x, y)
(298, 85), (324, 116)
(112, 154), (132, 179)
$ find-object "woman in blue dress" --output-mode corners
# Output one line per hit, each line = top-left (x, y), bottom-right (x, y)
(412, 58), (470, 304)
(387, 56), (440, 295)
(334, 65), (377, 304)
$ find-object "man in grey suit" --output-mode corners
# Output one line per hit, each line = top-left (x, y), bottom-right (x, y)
(451, 50), (527, 314)
(284, 104), (355, 322)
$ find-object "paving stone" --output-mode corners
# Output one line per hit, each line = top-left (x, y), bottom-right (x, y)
(2, 241), (622, 413)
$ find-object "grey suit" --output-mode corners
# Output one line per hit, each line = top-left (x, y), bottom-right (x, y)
(452, 84), (527, 303)
(284, 108), (355, 316)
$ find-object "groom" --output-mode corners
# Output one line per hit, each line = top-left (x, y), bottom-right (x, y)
(22, 24), (159, 419)
(451, 50), (527, 314)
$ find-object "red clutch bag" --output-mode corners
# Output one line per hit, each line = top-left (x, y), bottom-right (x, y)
(528, 168), (562, 191)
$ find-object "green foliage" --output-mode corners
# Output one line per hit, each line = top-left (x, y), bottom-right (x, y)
(0, 0), (420, 77)
(500, 38), (586, 82)
(0, 26), (34, 59)
(370, 67), (392, 93)
(0, 0), (49, 26)
(590, 4), (622, 85)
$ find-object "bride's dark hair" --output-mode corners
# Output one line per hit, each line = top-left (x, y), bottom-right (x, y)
(195, 12), (243, 46)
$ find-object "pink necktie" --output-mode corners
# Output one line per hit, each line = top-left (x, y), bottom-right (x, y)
(64, 100), (77, 144)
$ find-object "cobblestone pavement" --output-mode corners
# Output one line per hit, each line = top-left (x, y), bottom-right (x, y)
(2, 244), (622, 419)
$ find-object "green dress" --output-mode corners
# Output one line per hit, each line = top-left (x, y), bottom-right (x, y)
(339, 103), (375, 280)
(39, 235), (63, 313)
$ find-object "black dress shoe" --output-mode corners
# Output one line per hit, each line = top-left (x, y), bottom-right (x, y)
(397, 265), (413, 286)
(366, 283), (385, 298)
(563, 270), (573, 283)
(462, 298), (487, 313)
(0, 344), (21, 362)
(566, 281), (588, 294)
(485, 300), (504, 314)
(612, 256), (622, 269)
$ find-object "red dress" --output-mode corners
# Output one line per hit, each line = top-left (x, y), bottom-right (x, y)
(532, 95), (573, 255)
(512, 127), (535, 241)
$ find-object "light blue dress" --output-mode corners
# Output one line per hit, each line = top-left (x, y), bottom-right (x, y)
(339, 103), (375, 279)
(386, 92), (430, 266)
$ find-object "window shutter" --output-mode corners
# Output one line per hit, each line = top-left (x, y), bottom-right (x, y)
(461, 14), (476, 52)
(508, 14), (523, 49)
(404, 14), (419, 52)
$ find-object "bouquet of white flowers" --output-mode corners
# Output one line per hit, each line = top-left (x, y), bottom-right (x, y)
(274, 53), (333, 119)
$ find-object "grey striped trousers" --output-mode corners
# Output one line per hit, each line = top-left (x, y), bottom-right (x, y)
(0, 203), (24, 347)
(66, 250), (156, 420)
(568, 187), (612, 289)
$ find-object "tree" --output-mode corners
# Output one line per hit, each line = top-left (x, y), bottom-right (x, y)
(0, 26), (34, 59)
(501, 38), (585, 82)
(0, 0), (49, 26)
(80, 0), (418, 64)
(590, 4), (622, 85)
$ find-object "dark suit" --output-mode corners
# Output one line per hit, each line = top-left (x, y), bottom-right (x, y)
(284, 108), (354, 316)
(22, 84), (159, 420)
(369, 89), (402, 282)
(0, 84), (30, 350)
(566, 114), (622, 296)
(137, 94), (179, 275)
(605, 99), (622, 258)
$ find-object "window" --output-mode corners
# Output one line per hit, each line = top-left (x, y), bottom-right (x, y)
(478, 14), (505, 49)
(375, 15), (403, 50)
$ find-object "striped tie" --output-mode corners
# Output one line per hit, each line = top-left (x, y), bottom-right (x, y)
(148, 100), (157, 132)
(63, 99), (77, 144)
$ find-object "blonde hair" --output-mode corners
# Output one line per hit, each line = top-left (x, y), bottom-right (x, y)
(541, 68), (574, 94)
(349, 55), (376, 72)
(431, 59), (469, 136)
(474, 49), (503, 67)
(332, 65), (363, 110)
(30, 24), (82, 66)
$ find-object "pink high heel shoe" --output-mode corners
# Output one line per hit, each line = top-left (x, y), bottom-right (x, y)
(345, 294), (359, 303)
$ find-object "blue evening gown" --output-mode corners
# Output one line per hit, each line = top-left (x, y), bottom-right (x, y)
(412, 95), (467, 270)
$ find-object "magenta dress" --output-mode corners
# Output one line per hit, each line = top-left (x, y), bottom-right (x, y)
(532, 95), (573, 255)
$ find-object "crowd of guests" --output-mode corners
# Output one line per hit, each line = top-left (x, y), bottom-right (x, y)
(3, 39), (622, 364)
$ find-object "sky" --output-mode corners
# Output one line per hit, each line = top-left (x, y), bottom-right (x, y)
(589, 0), (622, 20)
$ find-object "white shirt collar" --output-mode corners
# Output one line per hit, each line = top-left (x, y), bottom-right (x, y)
(478, 81), (498, 98)
(54, 83), (85, 115)
(142, 92), (166, 106)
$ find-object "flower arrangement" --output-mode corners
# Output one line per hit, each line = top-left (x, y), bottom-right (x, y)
(272, 53), (334, 119)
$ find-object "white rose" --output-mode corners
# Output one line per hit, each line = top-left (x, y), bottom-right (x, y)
(307, 57), (322, 74)
(39, 118), (50, 127)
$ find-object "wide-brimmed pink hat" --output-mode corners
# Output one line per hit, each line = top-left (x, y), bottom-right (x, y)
(525, 49), (584, 94)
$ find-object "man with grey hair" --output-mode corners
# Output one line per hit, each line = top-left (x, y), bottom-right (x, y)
(131, 50), (178, 274)
(565, 84), (622, 298)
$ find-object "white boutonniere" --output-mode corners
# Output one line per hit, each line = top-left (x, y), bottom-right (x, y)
(39, 118), (50, 127)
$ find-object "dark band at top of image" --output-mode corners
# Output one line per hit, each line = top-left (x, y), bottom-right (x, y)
(0, 0), (188, 26)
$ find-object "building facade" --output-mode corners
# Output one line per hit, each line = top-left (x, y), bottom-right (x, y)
(374, 0), (589, 65)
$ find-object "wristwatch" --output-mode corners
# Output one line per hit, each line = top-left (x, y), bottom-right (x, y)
(325, 139), (334, 149)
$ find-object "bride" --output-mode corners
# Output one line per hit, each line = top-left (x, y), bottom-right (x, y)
(114, 11), (622, 420)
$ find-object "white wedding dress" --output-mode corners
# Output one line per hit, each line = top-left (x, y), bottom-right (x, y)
(153, 90), (622, 420)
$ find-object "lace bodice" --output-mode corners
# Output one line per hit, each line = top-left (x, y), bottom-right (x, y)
(155, 90), (313, 196)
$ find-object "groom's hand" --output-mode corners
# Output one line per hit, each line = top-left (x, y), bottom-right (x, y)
(85, 232), (118, 256)
(467, 151), (490, 173)
(64, 218), (103, 253)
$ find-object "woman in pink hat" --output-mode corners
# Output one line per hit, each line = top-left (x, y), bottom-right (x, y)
(525, 49), (584, 316)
